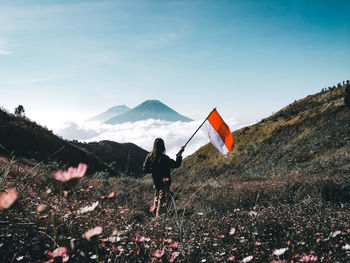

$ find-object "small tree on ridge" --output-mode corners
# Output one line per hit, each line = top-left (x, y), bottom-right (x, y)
(14, 105), (25, 117)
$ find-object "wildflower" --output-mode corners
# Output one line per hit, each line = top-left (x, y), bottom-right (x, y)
(100, 236), (121, 243)
(132, 236), (148, 242)
(83, 226), (103, 240)
(242, 255), (253, 262)
(77, 201), (99, 214)
(249, 211), (257, 217)
(102, 192), (115, 199)
(331, 230), (341, 238)
(229, 227), (236, 235)
(54, 163), (87, 182)
(37, 204), (48, 213)
(152, 249), (164, 258)
(170, 251), (179, 262)
(163, 238), (172, 243)
(227, 256), (235, 261)
(46, 247), (69, 262)
(0, 188), (17, 209)
(149, 205), (156, 212)
(342, 244), (350, 250)
(169, 242), (179, 248)
(299, 255), (318, 262)
(273, 248), (288, 256)
(254, 242), (262, 246)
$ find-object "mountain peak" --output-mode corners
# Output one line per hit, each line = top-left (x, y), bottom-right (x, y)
(88, 105), (131, 122)
(142, 99), (162, 103)
(105, 100), (192, 124)
(107, 105), (129, 111)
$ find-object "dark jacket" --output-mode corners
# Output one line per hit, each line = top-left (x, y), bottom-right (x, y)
(143, 153), (182, 189)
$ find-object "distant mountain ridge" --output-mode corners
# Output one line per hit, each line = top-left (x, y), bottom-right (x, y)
(88, 105), (131, 122)
(105, 100), (192, 124)
(76, 140), (147, 177)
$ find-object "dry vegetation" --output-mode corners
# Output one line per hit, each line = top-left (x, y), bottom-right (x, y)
(174, 85), (350, 182)
(1, 157), (350, 262)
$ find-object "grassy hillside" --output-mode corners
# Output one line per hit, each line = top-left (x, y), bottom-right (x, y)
(0, 109), (112, 174)
(174, 84), (350, 183)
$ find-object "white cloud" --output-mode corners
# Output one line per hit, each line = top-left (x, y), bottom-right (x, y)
(0, 50), (11, 55)
(0, 76), (60, 86)
(0, 39), (12, 55)
(57, 122), (99, 140)
(55, 118), (241, 158)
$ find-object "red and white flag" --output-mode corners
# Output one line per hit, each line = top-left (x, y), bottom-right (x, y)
(202, 109), (234, 157)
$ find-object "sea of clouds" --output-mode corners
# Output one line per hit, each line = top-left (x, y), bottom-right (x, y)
(55, 118), (242, 158)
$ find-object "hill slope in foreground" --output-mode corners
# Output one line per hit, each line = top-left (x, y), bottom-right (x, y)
(174, 84), (350, 183)
(0, 109), (147, 176)
(1, 84), (350, 262)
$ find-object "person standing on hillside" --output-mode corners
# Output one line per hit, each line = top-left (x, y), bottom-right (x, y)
(143, 138), (185, 218)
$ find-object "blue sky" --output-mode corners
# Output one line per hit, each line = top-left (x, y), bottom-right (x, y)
(1, 0), (349, 129)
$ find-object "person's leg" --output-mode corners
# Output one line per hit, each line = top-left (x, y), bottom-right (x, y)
(150, 186), (158, 213)
(158, 186), (171, 216)
(156, 189), (164, 217)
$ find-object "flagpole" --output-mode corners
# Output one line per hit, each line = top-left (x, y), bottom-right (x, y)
(178, 107), (216, 155)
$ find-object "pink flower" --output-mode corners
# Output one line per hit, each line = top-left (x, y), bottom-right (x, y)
(273, 248), (288, 256)
(227, 256), (235, 261)
(132, 236), (148, 242)
(0, 188), (17, 209)
(153, 249), (165, 258)
(169, 242), (179, 248)
(106, 192), (115, 198)
(169, 251), (179, 262)
(163, 238), (172, 243)
(101, 192), (115, 199)
(47, 247), (69, 262)
(54, 163), (87, 182)
(299, 255), (318, 262)
(248, 211), (257, 217)
(150, 205), (156, 212)
(83, 226), (103, 240)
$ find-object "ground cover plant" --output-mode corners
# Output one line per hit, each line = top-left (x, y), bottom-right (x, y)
(1, 158), (350, 262)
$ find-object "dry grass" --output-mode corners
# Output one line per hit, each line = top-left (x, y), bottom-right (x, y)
(174, 84), (350, 182)
(1, 158), (350, 262)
